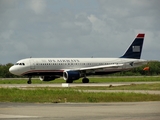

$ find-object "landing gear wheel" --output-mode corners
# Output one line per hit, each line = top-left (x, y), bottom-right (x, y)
(27, 80), (32, 84)
(27, 77), (32, 84)
(82, 78), (89, 83)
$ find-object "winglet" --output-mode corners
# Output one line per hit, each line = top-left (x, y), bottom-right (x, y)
(120, 33), (145, 59)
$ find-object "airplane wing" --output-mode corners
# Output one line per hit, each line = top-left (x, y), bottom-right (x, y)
(65, 64), (123, 71)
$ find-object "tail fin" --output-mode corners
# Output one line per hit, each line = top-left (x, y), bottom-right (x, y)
(120, 33), (145, 59)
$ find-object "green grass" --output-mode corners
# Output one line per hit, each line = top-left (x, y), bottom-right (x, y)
(0, 77), (160, 103)
(88, 76), (160, 83)
(0, 88), (160, 103)
(0, 76), (160, 84)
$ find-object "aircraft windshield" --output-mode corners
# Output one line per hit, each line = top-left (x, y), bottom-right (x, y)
(15, 63), (25, 65)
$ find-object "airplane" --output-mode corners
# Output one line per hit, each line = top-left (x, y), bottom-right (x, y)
(9, 33), (147, 84)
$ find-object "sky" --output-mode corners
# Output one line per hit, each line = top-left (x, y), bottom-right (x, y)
(0, 0), (160, 64)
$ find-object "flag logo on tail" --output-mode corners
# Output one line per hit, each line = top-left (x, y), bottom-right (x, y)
(132, 46), (140, 52)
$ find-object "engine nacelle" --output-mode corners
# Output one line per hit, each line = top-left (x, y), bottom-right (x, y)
(39, 76), (57, 81)
(63, 71), (80, 81)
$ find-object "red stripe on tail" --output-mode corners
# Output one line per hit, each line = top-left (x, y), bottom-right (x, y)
(137, 33), (145, 38)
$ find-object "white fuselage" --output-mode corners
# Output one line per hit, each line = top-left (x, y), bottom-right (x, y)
(9, 57), (147, 76)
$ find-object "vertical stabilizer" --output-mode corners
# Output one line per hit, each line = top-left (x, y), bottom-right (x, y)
(121, 33), (145, 59)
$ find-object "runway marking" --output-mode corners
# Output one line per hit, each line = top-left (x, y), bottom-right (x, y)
(0, 114), (39, 119)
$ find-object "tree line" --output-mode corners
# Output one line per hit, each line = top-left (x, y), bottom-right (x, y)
(0, 61), (160, 78)
(113, 61), (160, 76)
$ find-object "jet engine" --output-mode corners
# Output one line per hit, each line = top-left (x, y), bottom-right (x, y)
(63, 71), (81, 82)
(39, 76), (58, 81)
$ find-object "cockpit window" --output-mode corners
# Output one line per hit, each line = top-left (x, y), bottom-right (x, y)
(15, 63), (25, 66)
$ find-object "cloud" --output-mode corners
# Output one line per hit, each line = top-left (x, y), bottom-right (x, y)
(0, 0), (160, 64)
(0, 30), (13, 40)
(28, 0), (46, 14)
(88, 14), (107, 33)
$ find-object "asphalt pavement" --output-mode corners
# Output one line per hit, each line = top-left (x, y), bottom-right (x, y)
(0, 102), (160, 120)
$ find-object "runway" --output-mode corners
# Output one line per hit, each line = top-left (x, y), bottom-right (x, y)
(0, 102), (160, 120)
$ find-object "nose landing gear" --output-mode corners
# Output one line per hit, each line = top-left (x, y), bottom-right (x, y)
(27, 77), (32, 84)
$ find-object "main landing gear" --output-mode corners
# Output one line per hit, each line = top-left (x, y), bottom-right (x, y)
(82, 72), (89, 83)
(27, 76), (89, 84)
(82, 77), (89, 83)
(27, 77), (32, 84)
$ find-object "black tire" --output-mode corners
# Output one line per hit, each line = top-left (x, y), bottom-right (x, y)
(27, 80), (32, 84)
(82, 78), (89, 83)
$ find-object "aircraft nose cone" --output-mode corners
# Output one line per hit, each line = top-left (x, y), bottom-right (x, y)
(9, 66), (20, 75)
(9, 66), (15, 74)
